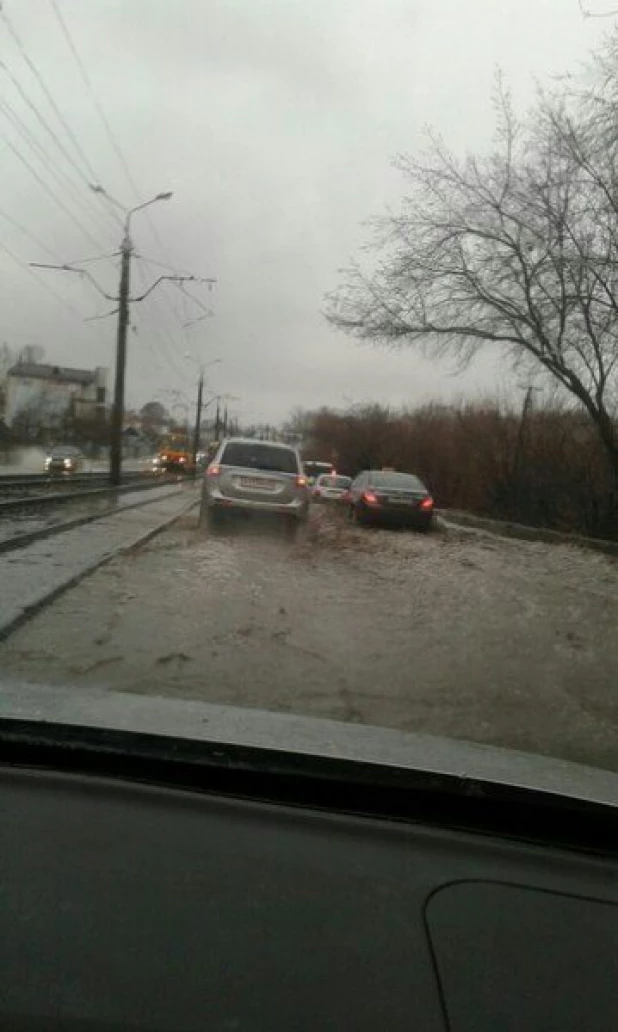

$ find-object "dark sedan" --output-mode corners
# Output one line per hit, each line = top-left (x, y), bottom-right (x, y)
(346, 470), (434, 530)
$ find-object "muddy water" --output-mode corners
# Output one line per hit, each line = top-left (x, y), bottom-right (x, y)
(1, 506), (617, 770)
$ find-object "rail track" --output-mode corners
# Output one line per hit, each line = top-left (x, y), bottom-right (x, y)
(0, 472), (187, 514)
(0, 484), (197, 641)
(0, 475), (194, 554)
(0, 470), (152, 498)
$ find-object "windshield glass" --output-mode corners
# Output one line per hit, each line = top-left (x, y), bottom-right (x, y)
(304, 462), (333, 477)
(221, 441), (298, 474)
(317, 476), (351, 489)
(0, 0), (616, 787)
(370, 472), (426, 491)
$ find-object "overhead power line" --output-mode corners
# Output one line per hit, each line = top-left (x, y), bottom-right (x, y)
(0, 238), (98, 326)
(49, 1), (201, 338)
(0, 203), (63, 262)
(49, 0), (139, 195)
(48, 1), (217, 403)
(0, 127), (114, 257)
(133, 253), (195, 277)
(0, 96), (121, 245)
(0, 2), (98, 181)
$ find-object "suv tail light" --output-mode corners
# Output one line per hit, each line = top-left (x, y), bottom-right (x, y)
(295, 475), (308, 488)
(207, 464), (221, 477)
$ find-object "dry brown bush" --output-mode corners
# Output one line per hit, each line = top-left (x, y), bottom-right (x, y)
(301, 401), (616, 540)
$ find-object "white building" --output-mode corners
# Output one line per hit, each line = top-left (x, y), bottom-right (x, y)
(4, 363), (108, 427)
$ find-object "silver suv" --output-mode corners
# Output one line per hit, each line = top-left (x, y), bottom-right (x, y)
(200, 438), (309, 533)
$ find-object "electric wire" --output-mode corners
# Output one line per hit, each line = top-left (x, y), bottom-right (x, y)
(0, 127), (115, 257)
(1, 3), (99, 182)
(49, 0), (204, 347)
(0, 97), (121, 245)
(0, 238), (103, 328)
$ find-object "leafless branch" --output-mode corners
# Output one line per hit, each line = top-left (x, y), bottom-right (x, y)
(327, 61), (618, 474)
(578, 0), (618, 18)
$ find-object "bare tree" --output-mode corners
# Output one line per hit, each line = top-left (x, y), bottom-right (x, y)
(17, 344), (45, 365)
(327, 68), (618, 478)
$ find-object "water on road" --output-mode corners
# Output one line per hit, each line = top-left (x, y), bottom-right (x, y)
(0, 505), (616, 770)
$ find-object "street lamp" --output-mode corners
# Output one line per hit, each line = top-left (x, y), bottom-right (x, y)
(89, 184), (173, 485)
(90, 185), (173, 239)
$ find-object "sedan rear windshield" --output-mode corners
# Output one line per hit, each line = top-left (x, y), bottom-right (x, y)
(318, 476), (351, 489)
(221, 442), (299, 474)
(370, 472), (426, 491)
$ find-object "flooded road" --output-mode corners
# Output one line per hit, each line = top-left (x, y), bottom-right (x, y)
(1, 505), (617, 770)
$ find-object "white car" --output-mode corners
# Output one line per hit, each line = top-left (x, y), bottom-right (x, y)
(200, 437), (310, 535)
(312, 474), (352, 502)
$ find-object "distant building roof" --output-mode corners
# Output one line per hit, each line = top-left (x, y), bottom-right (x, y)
(7, 363), (95, 385)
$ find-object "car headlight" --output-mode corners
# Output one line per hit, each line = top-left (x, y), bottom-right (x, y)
(63, 458), (72, 468)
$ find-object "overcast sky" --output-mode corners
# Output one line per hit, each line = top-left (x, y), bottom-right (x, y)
(0, 0), (612, 424)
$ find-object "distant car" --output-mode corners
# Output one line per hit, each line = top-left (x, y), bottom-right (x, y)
(303, 460), (334, 486)
(346, 469), (434, 530)
(200, 438), (310, 535)
(312, 474), (352, 503)
(44, 446), (84, 475)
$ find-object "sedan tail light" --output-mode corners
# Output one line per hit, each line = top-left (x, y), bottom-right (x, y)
(363, 490), (379, 505)
(207, 464), (221, 477)
(313, 487), (321, 496)
(419, 496), (434, 509)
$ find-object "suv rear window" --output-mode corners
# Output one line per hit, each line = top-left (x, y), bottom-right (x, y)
(221, 442), (299, 474)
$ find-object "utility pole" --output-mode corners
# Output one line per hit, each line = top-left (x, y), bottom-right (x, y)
(110, 228), (131, 486)
(214, 399), (221, 440)
(32, 185), (215, 488)
(191, 370), (204, 476)
(222, 404), (228, 437)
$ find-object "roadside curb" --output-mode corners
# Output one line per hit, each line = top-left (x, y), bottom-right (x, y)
(437, 508), (618, 557)
(0, 497), (198, 643)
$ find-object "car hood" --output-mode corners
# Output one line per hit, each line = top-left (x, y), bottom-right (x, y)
(1, 681), (616, 814)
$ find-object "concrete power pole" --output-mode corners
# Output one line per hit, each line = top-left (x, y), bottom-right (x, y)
(191, 371), (204, 475)
(31, 188), (215, 487)
(110, 230), (131, 486)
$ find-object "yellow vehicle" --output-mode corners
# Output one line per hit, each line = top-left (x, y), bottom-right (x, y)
(154, 430), (195, 474)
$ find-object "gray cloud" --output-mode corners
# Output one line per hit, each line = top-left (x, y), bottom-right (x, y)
(0, 0), (609, 423)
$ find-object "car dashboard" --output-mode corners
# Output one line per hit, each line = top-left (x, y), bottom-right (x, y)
(1, 685), (617, 1031)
